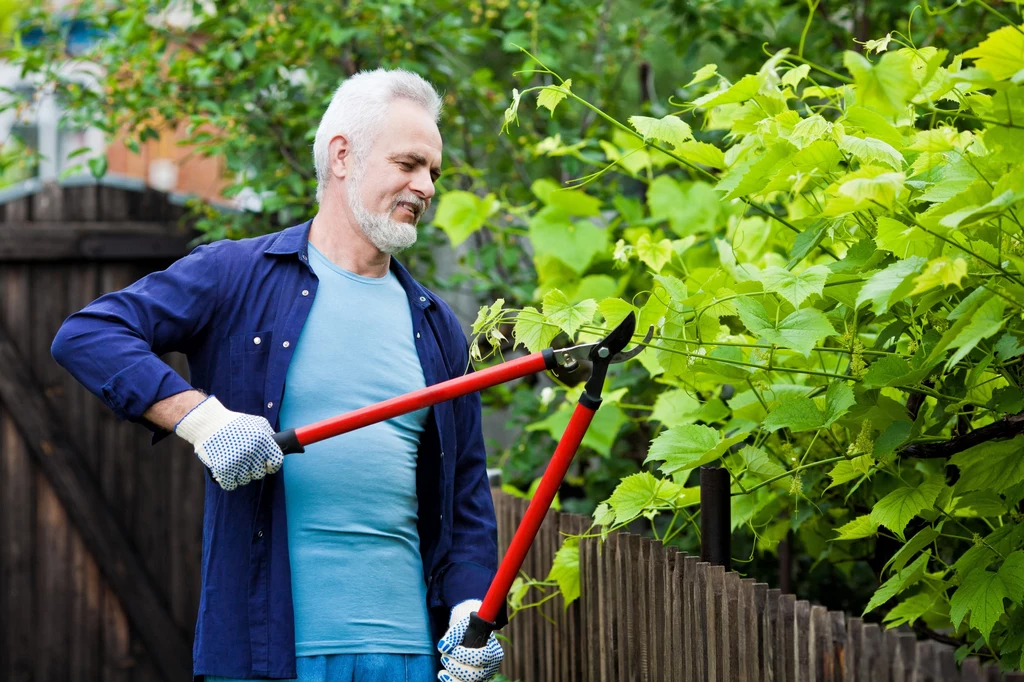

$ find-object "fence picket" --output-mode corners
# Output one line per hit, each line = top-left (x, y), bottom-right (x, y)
(781, 593), (797, 682)
(809, 605), (830, 682)
(764, 588), (781, 682)
(830, 611), (846, 682)
(683, 555), (700, 682)
(725, 571), (741, 681)
(637, 537), (651, 682)
(647, 539), (665, 682)
(795, 600), (811, 682)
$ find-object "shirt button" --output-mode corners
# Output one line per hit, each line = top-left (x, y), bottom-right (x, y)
(416, 332), (421, 339)
(440, 451), (444, 458)
(257, 529), (263, 538)
(419, 296), (426, 302)
(267, 402), (273, 409)
(302, 289), (309, 296)
(283, 341), (290, 348)
(253, 336), (261, 345)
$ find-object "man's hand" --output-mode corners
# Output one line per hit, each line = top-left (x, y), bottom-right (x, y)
(174, 396), (284, 491)
(437, 600), (503, 682)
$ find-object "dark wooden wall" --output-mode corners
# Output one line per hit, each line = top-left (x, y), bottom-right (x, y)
(0, 181), (203, 682)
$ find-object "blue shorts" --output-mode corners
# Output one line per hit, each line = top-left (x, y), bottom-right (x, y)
(206, 654), (439, 682)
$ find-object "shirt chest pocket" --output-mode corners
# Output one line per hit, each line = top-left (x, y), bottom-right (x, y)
(229, 330), (273, 414)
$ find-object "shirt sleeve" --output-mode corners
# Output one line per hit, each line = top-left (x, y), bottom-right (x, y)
(50, 243), (222, 427)
(438, 322), (507, 626)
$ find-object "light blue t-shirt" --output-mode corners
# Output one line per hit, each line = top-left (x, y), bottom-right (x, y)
(279, 243), (434, 656)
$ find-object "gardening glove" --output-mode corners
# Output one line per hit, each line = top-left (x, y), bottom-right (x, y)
(437, 599), (504, 682)
(174, 395), (284, 491)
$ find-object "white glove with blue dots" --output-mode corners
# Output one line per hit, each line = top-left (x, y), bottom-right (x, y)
(174, 396), (284, 491)
(437, 599), (504, 682)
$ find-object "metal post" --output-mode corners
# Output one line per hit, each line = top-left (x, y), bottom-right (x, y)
(700, 466), (731, 570)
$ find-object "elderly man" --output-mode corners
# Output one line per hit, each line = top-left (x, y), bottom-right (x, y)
(51, 69), (504, 682)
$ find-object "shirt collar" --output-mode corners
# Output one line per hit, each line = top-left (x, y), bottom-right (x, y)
(263, 219), (312, 259)
(265, 219), (435, 310)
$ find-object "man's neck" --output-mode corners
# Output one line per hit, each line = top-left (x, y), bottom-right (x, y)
(308, 204), (391, 279)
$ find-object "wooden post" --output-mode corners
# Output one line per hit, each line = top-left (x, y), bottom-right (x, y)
(700, 466), (731, 570)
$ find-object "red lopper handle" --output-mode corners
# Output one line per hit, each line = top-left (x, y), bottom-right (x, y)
(273, 348), (556, 454)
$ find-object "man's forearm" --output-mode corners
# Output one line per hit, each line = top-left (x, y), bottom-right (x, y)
(143, 390), (208, 432)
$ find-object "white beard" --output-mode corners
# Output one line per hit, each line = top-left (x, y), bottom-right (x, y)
(348, 173), (420, 254)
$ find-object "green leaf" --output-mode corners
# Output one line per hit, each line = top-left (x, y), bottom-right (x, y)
(716, 142), (793, 201)
(950, 435), (1024, 494)
(874, 420), (913, 459)
(607, 471), (661, 524)
(542, 289), (597, 337)
(685, 63), (718, 87)
(762, 398), (823, 432)
(676, 141), (726, 169)
(835, 514), (879, 540)
(856, 257), (926, 314)
(945, 296), (1006, 370)
(1000, 552), (1024, 605)
(883, 592), (941, 628)
(788, 115), (833, 148)
(827, 455), (875, 489)
(88, 155), (108, 179)
(763, 383), (854, 433)
(690, 74), (761, 108)
(864, 553), (930, 613)
(843, 106), (904, 148)
(740, 445), (788, 479)
(963, 24), (1024, 80)
(862, 356), (913, 388)
(598, 298), (638, 329)
(531, 179), (602, 216)
(756, 265), (830, 308)
(528, 208), (608, 274)
(949, 568), (1009, 642)
(537, 79), (572, 115)
(909, 257), (968, 296)
(838, 135), (904, 170)
(547, 538), (580, 607)
(885, 527), (941, 574)
(513, 306), (558, 352)
(651, 389), (702, 428)
(874, 217), (933, 260)
(645, 425), (746, 476)
(734, 298), (836, 357)
(432, 191), (495, 247)
(827, 170), (906, 213)
(995, 333), (1024, 362)
(871, 481), (944, 540)
(844, 50), (918, 117)
(636, 233), (673, 273)
(782, 64), (811, 88)
(649, 178), (721, 236)
(628, 114), (693, 148)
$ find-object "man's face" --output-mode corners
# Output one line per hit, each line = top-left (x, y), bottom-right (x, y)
(347, 98), (442, 253)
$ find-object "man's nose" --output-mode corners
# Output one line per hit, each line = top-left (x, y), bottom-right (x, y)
(410, 168), (436, 200)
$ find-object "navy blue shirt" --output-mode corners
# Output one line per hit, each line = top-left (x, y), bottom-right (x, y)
(50, 220), (501, 680)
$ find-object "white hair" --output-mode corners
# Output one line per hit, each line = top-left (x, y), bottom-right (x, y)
(313, 68), (442, 203)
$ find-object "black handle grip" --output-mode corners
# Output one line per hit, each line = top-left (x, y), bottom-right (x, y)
(461, 612), (497, 649)
(273, 428), (305, 455)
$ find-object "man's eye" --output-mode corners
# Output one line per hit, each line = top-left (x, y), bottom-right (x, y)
(398, 162), (413, 170)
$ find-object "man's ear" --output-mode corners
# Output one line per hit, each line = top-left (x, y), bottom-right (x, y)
(328, 134), (353, 181)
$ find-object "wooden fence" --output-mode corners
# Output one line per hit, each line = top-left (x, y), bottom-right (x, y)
(0, 179), (203, 682)
(493, 491), (1023, 682)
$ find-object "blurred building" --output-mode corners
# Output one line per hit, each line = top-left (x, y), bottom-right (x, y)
(0, 2), (229, 204)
